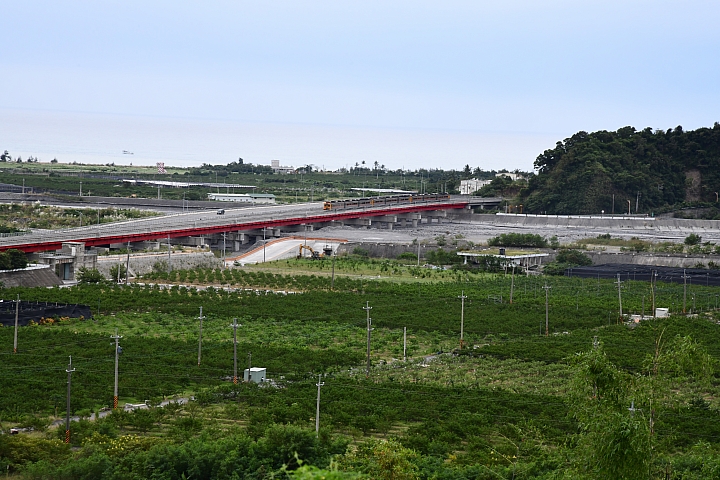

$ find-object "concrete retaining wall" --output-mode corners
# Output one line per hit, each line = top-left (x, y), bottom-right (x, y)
(449, 212), (720, 233)
(337, 242), (420, 259)
(587, 252), (719, 269)
(96, 251), (221, 277)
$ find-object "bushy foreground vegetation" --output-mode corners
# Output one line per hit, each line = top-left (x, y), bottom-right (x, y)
(3, 265), (720, 478)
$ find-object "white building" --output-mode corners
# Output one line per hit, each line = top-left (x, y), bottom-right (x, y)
(207, 193), (276, 204)
(244, 367), (266, 383)
(496, 172), (526, 181)
(270, 160), (296, 174)
(459, 179), (491, 195)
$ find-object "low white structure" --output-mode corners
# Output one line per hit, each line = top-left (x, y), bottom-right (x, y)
(459, 179), (491, 195)
(496, 172), (526, 181)
(207, 193), (276, 204)
(270, 159), (296, 174)
(244, 367), (267, 383)
(456, 251), (549, 269)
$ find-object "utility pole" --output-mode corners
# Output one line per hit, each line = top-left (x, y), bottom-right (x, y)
(230, 318), (240, 384)
(543, 283), (551, 336)
(197, 307), (205, 366)
(692, 293), (696, 313)
(331, 250), (336, 289)
(651, 270), (657, 318)
(683, 269), (688, 313)
(642, 295), (645, 319)
(111, 330), (122, 409)
(13, 294), (19, 353)
(417, 240), (420, 266)
(246, 352), (252, 381)
(458, 291), (467, 349)
(315, 374), (324, 436)
(65, 356), (75, 444)
(364, 301), (372, 377)
(222, 233), (227, 266)
(510, 265), (515, 304)
(615, 274), (624, 321)
(263, 229), (266, 263)
(167, 235), (172, 273)
(125, 241), (131, 284)
(403, 327), (407, 362)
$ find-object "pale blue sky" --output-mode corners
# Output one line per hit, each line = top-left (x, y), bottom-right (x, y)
(1, 1), (719, 170)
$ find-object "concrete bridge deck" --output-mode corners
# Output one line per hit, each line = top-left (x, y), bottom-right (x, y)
(0, 198), (469, 253)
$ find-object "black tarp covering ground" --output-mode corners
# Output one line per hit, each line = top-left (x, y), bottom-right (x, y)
(565, 263), (720, 287)
(0, 300), (92, 326)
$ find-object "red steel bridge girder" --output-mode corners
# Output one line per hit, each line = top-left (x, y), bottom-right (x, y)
(2, 202), (468, 254)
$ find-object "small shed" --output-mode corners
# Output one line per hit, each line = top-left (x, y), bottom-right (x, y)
(244, 367), (266, 383)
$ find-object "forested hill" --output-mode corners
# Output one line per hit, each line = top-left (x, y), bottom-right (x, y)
(521, 124), (720, 215)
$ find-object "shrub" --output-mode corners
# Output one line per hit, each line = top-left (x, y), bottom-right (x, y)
(543, 262), (570, 276)
(77, 267), (106, 284)
(685, 233), (702, 246)
(109, 264), (127, 282)
(555, 249), (592, 266)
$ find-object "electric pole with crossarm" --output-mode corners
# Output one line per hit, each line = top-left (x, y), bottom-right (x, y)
(458, 291), (467, 349)
(364, 301), (372, 377)
(111, 330), (122, 409)
(315, 374), (325, 436)
(543, 283), (552, 336)
(197, 307), (205, 366)
(13, 294), (19, 353)
(230, 318), (241, 384)
(65, 356), (75, 444)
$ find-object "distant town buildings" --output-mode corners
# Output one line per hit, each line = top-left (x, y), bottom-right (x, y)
(270, 159), (296, 174)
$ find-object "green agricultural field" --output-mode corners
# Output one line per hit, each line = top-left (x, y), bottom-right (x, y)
(3, 267), (720, 478)
(0, 203), (157, 231)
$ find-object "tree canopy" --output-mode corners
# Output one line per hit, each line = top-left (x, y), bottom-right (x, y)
(522, 123), (720, 214)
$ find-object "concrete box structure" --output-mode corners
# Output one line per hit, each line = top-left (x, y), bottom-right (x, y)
(244, 367), (267, 383)
(36, 242), (97, 282)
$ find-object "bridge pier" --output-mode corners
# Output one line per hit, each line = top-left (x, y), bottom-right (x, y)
(370, 215), (397, 230)
(341, 218), (372, 228)
(397, 213), (421, 228)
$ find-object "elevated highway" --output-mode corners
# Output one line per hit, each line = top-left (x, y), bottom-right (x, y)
(0, 197), (471, 253)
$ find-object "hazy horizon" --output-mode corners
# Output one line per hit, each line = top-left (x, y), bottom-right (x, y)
(2, 2), (719, 171)
(0, 108), (560, 172)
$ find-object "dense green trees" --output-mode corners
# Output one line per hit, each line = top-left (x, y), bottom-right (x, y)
(0, 249), (27, 270)
(523, 124), (720, 214)
(487, 233), (548, 248)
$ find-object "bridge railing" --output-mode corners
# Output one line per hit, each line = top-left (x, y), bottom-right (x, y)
(0, 198), (468, 247)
